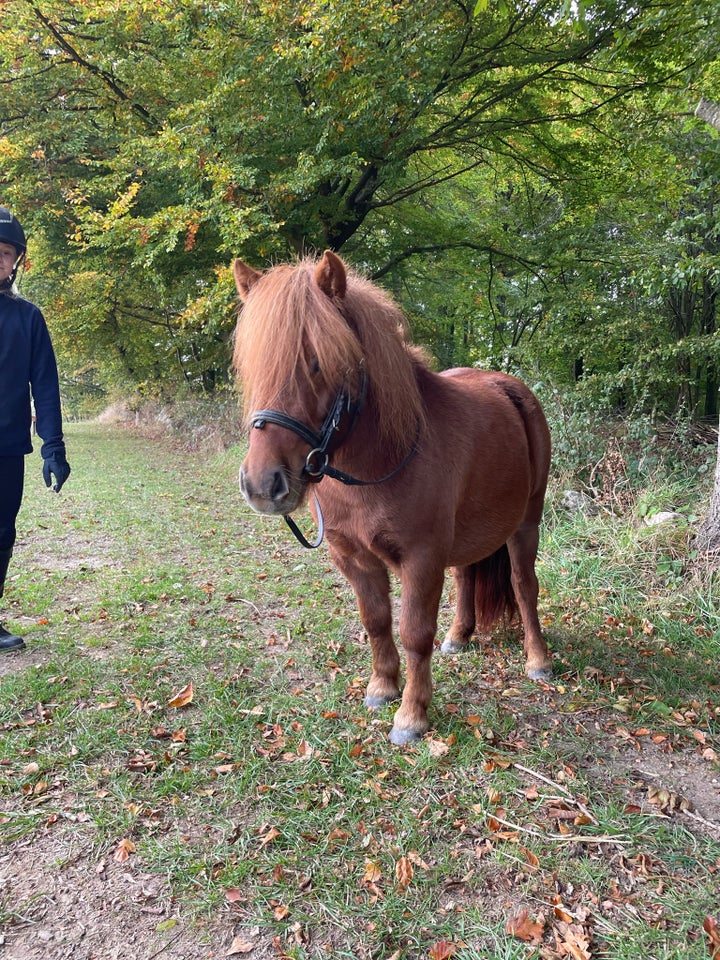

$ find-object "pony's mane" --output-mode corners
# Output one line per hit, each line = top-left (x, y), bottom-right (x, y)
(234, 256), (426, 452)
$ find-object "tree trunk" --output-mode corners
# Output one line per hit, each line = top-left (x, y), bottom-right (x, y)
(695, 416), (720, 555)
(693, 99), (720, 556)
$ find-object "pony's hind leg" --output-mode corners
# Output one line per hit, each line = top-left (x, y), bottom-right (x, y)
(327, 540), (401, 707)
(441, 565), (476, 653)
(506, 522), (552, 681)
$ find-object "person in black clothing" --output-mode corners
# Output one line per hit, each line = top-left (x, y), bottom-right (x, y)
(0, 207), (71, 653)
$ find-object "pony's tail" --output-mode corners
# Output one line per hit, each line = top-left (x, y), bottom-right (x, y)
(474, 545), (518, 634)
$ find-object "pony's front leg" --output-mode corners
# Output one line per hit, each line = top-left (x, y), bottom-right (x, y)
(441, 564), (476, 653)
(390, 566), (445, 746)
(328, 541), (401, 707)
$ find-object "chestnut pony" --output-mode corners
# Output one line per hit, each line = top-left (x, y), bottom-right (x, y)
(233, 250), (552, 745)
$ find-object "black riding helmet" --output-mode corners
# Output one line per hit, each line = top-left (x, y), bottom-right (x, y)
(0, 207), (27, 288)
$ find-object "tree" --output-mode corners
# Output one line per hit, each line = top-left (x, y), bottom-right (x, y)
(3, 0), (717, 403)
(692, 98), (720, 557)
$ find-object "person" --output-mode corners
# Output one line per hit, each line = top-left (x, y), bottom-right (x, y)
(0, 206), (71, 653)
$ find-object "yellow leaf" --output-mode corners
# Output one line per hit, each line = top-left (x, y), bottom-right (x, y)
(362, 861), (382, 884)
(168, 682), (194, 708)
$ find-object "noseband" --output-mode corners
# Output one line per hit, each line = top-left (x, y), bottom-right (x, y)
(251, 374), (364, 486)
(249, 369), (418, 548)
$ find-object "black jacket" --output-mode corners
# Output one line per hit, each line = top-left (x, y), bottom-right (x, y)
(0, 290), (65, 458)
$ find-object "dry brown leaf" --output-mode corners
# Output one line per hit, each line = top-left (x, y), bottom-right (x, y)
(167, 682), (194, 708)
(646, 785), (693, 813)
(407, 850), (430, 870)
(506, 908), (544, 943)
(429, 940), (458, 960)
(556, 924), (592, 960)
(520, 846), (540, 869)
(259, 826), (280, 847)
(427, 738), (449, 757)
(362, 861), (382, 885)
(226, 934), (256, 955)
(705, 916), (720, 959)
(114, 838), (136, 863)
(395, 855), (413, 889)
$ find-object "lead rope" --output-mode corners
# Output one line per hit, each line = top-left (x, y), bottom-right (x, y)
(284, 493), (325, 549)
(284, 428), (419, 550)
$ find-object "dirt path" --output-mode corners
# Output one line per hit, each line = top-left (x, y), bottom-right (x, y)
(0, 422), (253, 959)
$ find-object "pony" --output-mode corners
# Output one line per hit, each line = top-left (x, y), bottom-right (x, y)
(232, 250), (552, 745)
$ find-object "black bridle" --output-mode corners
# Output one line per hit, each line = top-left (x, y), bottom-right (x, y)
(250, 370), (419, 548)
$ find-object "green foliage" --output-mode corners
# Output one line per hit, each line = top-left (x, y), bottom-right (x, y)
(2, 0), (720, 414)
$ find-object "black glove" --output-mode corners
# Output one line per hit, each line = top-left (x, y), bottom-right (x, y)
(43, 452), (71, 493)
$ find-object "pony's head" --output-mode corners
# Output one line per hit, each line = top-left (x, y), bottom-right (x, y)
(232, 250), (423, 516)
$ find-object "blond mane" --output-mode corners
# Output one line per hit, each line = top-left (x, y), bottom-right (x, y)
(234, 256), (426, 453)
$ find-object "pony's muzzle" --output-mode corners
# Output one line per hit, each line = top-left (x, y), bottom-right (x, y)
(239, 463), (292, 514)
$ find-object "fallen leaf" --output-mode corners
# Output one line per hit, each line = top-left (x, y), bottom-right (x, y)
(259, 826), (280, 847)
(407, 850), (430, 870)
(114, 838), (136, 863)
(429, 940), (457, 960)
(395, 855), (413, 889)
(168, 682), (194, 708)
(646, 785), (693, 813)
(506, 908), (544, 943)
(226, 934), (256, 956)
(362, 861), (382, 885)
(520, 846), (540, 869)
(553, 921), (592, 960)
(705, 916), (720, 959)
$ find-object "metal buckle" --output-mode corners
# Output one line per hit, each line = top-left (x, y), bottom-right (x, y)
(305, 448), (329, 478)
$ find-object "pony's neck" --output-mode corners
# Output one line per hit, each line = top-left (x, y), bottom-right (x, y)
(333, 359), (425, 472)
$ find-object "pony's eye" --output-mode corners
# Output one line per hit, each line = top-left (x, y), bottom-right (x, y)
(310, 357), (321, 376)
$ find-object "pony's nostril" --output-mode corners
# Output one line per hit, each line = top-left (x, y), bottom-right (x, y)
(270, 469), (290, 502)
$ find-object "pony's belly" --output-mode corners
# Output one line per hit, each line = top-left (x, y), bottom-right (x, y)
(447, 511), (526, 568)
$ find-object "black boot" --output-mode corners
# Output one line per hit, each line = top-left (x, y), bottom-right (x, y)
(0, 548), (25, 653)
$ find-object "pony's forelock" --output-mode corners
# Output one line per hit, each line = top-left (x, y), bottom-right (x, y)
(233, 255), (425, 449)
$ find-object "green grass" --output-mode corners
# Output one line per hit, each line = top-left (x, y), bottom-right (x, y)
(1, 420), (718, 959)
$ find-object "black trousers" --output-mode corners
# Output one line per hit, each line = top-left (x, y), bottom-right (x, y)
(0, 456), (25, 553)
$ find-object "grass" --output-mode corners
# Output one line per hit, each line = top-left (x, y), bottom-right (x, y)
(1, 419), (719, 959)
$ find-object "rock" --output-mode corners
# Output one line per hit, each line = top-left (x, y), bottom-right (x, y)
(644, 511), (683, 527)
(559, 490), (599, 515)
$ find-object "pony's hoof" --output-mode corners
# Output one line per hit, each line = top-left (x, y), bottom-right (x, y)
(388, 725), (424, 746)
(527, 665), (552, 682)
(440, 639), (465, 654)
(365, 692), (401, 709)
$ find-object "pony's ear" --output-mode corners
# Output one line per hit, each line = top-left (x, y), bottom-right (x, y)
(233, 259), (263, 301)
(315, 250), (347, 301)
